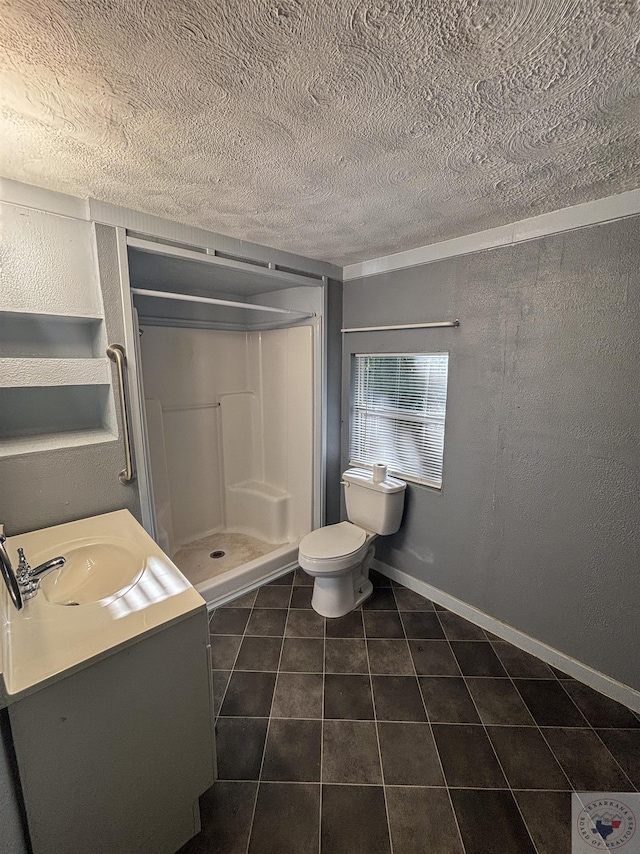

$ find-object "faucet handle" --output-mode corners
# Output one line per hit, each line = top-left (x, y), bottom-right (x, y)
(16, 548), (39, 599)
(17, 548), (30, 577)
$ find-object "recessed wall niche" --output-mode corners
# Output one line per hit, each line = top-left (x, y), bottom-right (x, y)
(0, 385), (115, 457)
(0, 312), (103, 358)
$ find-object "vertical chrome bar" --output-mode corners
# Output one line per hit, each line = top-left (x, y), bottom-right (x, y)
(107, 344), (136, 484)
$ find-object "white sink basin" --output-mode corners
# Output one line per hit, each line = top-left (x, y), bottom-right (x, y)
(39, 538), (144, 606)
(2, 510), (205, 696)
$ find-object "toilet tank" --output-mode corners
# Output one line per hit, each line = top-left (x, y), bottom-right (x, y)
(343, 468), (406, 535)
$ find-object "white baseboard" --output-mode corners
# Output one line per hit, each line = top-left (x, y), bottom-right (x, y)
(373, 558), (640, 715)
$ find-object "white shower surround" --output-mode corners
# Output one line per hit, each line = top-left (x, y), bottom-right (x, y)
(140, 324), (313, 560)
(220, 395), (290, 544)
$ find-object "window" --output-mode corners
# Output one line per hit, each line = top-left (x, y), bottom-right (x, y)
(350, 353), (449, 488)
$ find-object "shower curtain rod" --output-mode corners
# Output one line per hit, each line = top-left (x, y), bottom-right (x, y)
(131, 288), (315, 319)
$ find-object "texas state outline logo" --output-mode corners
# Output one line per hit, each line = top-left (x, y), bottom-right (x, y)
(572, 793), (639, 852)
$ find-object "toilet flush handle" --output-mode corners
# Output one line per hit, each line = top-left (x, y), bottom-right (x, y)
(340, 480), (349, 487)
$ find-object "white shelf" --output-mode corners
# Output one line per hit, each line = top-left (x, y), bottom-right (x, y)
(0, 428), (116, 459)
(0, 358), (110, 388)
(0, 309), (102, 321)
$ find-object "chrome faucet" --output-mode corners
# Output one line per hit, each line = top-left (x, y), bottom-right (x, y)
(0, 524), (66, 608)
(15, 548), (66, 600)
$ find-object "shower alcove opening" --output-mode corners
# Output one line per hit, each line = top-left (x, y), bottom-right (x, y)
(121, 236), (326, 608)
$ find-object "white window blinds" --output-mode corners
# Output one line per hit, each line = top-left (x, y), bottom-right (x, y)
(350, 353), (449, 488)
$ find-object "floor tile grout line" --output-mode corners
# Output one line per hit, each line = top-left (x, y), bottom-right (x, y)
(553, 676), (638, 792)
(446, 631), (580, 795)
(500, 666), (638, 831)
(216, 714), (591, 728)
(215, 778), (575, 791)
(440, 611), (547, 851)
(494, 663), (578, 795)
(437, 609), (637, 796)
(211, 591), (261, 854)
(244, 579), (293, 854)
(432, 607), (542, 854)
(487, 637), (556, 680)
(213, 594), (258, 725)
(217, 667), (582, 685)
(362, 591), (395, 854)
(505, 669), (637, 791)
(394, 584), (469, 854)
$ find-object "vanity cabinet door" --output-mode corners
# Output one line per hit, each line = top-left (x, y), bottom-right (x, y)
(9, 611), (214, 854)
(0, 711), (27, 854)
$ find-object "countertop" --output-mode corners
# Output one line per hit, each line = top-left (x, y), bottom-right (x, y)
(0, 510), (205, 704)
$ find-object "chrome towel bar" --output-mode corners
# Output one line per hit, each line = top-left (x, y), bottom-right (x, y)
(341, 320), (459, 333)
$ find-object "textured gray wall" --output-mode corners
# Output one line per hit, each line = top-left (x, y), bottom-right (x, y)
(342, 216), (640, 691)
(0, 224), (141, 535)
(325, 278), (343, 525)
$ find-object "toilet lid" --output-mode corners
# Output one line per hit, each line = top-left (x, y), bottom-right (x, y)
(300, 522), (367, 560)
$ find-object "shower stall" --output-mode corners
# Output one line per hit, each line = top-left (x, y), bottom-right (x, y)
(116, 234), (326, 607)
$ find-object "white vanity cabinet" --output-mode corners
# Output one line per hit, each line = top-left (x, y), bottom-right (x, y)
(8, 610), (215, 854)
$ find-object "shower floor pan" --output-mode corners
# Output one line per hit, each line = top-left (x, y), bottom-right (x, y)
(172, 532), (300, 608)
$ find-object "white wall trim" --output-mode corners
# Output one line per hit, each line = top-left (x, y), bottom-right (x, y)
(89, 198), (342, 280)
(0, 177), (341, 280)
(0, 176), (90, 220)
(373, 558), (640, 714)
(344, 190), (640, 281)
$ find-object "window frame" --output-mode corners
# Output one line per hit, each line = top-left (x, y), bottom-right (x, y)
(348, 351), (450, 490)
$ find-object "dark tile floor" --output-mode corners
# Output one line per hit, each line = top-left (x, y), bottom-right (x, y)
(181, 569), (640, 854)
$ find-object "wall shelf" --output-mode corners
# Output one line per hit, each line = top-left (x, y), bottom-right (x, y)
(0, 428), (116, 459)
(0, 309), (102, 320)
(0, 385), (115, 458)
(133, 287), (315, 332)
(0, 202), (120, 472)
(0, 310), (112, 458)
(127, 236), (326, 296)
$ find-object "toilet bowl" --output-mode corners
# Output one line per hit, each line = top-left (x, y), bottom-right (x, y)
(298, 522), (376, 617)
(298, 468), (406, 618)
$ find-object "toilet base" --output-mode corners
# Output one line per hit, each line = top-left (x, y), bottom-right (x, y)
(309, 545), (376, 618)
(311, 572), (373, 618)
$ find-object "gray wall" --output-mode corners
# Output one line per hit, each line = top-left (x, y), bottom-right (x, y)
(343, 216), (640, 691)
(0, 223), (141, 535)
(325, 278), (343, 524)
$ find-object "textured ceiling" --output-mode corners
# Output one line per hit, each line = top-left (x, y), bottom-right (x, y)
(1, 1), (639, 266)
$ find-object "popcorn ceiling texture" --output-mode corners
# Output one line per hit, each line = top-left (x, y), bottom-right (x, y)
(1, 0), (639, 265)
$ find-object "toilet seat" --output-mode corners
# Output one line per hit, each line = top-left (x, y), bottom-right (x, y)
(300, 521), (367, 560)
(299, 522), (372, 574)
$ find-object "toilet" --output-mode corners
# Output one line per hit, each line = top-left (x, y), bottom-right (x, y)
(298, 467), (406, 618)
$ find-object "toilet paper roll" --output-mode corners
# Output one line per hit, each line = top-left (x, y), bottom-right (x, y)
(372, 463), (387, 484)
